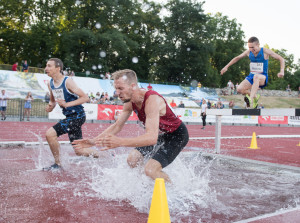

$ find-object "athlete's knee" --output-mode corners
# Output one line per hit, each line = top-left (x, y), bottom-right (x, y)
(236, 86), (244, 94)
(46, 128), (57, 141)
(127, 150), (142, 168)
(144, 160), (162, 179)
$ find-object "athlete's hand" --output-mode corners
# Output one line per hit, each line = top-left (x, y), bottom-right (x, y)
(72, 138), (95, 149)
(45, 103), (55, 112)
(56, 99), (67, 108)
(98, 134), (121, 151)
(220, 67), (228, 75)
(277, 71), (284, 78)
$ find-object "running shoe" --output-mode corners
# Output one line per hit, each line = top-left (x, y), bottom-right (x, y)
(244, 94), (251, 108)
(43, 163), (61, 171)
(253, 94), (260, 109)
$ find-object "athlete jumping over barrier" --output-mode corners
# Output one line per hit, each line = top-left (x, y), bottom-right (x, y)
(73, 69), (189, 182)
(221, 37), (285, 108)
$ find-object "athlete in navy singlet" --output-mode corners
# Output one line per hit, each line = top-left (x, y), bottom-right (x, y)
(73, 69), (189, 182)
(43, 58), (98, 171)
(221, 37), (285, 108)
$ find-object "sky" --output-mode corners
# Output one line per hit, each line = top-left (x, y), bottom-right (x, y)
(202, 0), (300, 63)
(155, 0), (300, 63)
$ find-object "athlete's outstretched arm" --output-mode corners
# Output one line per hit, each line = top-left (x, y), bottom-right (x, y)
(220, 50), (249, 75)
(100, 95), (161, 150)
(72, 102), (132, 149)
(264, 48), (285, 78)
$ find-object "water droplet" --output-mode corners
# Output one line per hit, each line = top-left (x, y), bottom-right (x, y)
(86, 71), (90, 76)
(187, 48), (191, 51)
(95, 23), (101, 29)
(130, 21), (134, 26)
(100, 51), (106, 57)
(98, 64), (102, 69)
(134, 30), (139, 34)
(92, 65), (97, 70)
(132, 57), (138, 63)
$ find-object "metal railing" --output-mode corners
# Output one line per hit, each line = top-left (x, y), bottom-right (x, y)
(4, 99), (48, 120)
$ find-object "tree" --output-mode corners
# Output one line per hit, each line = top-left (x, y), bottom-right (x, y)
(208, 12), (248, 87)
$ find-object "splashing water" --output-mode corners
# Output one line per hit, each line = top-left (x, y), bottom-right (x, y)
(28, 141), (300, 222)
(132, 57), (138, 63)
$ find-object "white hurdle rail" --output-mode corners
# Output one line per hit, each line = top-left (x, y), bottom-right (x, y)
(206, 108), (300, 153)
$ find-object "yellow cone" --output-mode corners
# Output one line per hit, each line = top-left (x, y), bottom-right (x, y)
(248, 132), (260, 149)
(297, 142), (300, 146)
(148, 178), (171, 223)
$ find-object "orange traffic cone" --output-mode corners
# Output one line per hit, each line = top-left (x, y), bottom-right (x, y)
(148, 178), (171, 223)
(248, 132), (260, 149)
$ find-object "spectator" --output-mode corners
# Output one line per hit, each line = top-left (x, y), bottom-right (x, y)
(234, 82), (239, 94)
(104, 92), (109, 101)
(12, 62), (18, 71)
(113, 90), (119, 104)
(22, 60), (29, 72)
(207, 100), (211, 109)
(286, 84), (291, 95)
(147, 83), (153, 91)
(95, 92), (101, 101)
(170, 99), (177, 108)
(217, 98), (223, 109)
(89, 92), (95, 98)
(298, 86), (300, 98)
(90, 97), (97, 104)
(229, 100), (235, 109)
(70, 70), (75, 76)
(178, 101), (185, 108)
(0, 89), (9, 120)
(105, 72), (111, 80)
(44, 92), (50, 103)
(227, 80), (234, 95)
(201, 99), (207, 129)
(197, 82), (202, 91)
(23, 92), (34, 121)
(257, 103), (264, 109)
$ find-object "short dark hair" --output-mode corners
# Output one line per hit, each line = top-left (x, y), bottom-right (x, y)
(248, 37), (259, 44)
(48, 58), (64, 72)
(112, 69), (138, 84)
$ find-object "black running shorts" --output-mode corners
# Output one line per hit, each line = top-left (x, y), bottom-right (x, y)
(53, 112), (86, 142)
(135, 122), (189, 168)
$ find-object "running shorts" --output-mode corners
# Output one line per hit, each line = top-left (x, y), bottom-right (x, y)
(135, 122), (189, 168)
(53, 112), (86, 142)
(246, 73), (268, 88)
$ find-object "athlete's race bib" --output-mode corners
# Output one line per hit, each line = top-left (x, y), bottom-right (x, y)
(52, 88), (65, 101)
(250, 62), (264, 74)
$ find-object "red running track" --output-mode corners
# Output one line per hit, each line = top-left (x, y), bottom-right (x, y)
(1, 121), (300, 222)
(1, 121), (299, 167)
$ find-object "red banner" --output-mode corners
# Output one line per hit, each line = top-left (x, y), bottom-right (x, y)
(97, 104), (138, 121)
(258, 116), (288, 125)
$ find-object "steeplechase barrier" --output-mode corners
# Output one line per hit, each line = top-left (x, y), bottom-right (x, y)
(204, 109), (300, 153)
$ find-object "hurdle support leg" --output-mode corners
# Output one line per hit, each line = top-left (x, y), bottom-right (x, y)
(215, 115), (222, 153)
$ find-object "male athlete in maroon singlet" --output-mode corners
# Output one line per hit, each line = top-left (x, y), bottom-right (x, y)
(73, 69), (189, 182)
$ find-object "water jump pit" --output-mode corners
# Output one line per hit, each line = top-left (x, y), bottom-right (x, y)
(1, 144), (300, 223)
